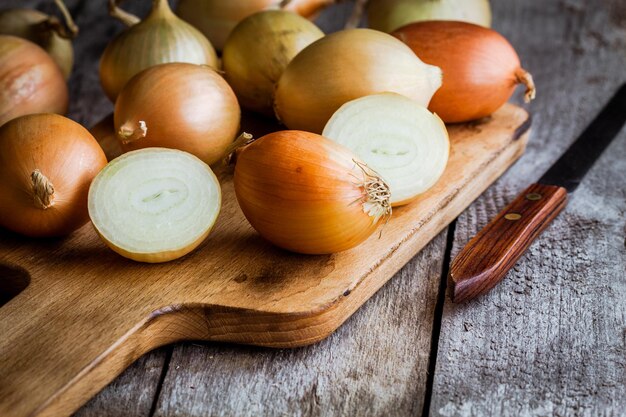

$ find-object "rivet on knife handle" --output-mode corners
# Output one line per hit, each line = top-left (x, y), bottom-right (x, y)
(448, 183), (568, 303)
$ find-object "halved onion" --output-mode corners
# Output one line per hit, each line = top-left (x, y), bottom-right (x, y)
(88, 148), (221, 263)
(322, 93), (449, 206)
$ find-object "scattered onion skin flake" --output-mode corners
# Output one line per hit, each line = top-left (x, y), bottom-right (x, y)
(367, 0), (492, 33)
(114, 63), (241, 166)
(393, 21), (536, 123)
(0, 35), (68, 127)
(222, 10), (324, 116)
(323, 93), (449, 206)
(88, 148), (222, 263)
(0, 114), (107, 237)
(273, 29), (442, 134)
(234, 130), (391, 255)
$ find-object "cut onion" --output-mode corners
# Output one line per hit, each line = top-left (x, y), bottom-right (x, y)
(88, 148), (221, 263)
(322, 93), (449, 206)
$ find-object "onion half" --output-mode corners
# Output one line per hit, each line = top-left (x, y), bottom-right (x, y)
(393, 21), (536, 123)
(234, 130), (391, 254)
(88, 148), (221, 263)
(323, 93), (449, 206)
(274, 28), (442, 133)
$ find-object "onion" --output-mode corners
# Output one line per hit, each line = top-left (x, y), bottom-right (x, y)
(367, 0), (491, 33)
(100, 0), (218, 101)
(114, 63), (241, 166)
(0, 35), (68, 127)
(323, 93), (449, 206)
(274, 28), (442, 133)
(0, 0), (78, 79)
(222, 10), (324, 116)
(89, 148), (221, 263)
(234, 130), (391, 254)
(0, 114), (107, 237)
(393, 21), (536, 123)
(176, 0), (333, 51)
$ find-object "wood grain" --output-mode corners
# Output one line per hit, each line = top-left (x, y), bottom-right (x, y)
(449, 183), (568, 303)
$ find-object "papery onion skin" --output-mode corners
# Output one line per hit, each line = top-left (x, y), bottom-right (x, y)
(222, 10), (324, 116)
(99, 0), (218, 101)
(0, 36), (68, 127)
(393, 21), (536, 123)
(114, 63), (240, 166)
(234, 130), (391, 255)
(274, 28), (442, 133)
(368, 0), (491, 33)
(0, 114), (107, 237)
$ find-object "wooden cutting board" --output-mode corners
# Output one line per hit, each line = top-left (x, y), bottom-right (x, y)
(0, 104), (530, 417)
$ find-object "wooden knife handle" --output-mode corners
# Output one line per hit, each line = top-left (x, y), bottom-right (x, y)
(449, 183), (568, 303)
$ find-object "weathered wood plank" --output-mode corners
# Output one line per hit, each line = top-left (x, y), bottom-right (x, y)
(430, 0), (626, 415)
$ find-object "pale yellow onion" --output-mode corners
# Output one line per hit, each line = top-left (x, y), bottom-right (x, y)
(114, 63), (240, 166)
(274, 28), (442, 133)
(367, 0), (492, 33)
(222, 10), (323, 116)
(99, 0), (218, 101)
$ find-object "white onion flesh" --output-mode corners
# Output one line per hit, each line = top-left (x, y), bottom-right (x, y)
(323, 93), (449, 206)
(88, 148), (221, 263)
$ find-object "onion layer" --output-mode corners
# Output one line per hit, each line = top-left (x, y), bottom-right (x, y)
(223, 10), (324, 116)
(100, 0), (218, 101)
(114, 63), (241, 166)
(234, 130), (391, 254)
(368, 0), (491, 33)
(393, 21), (536, 123)
(0, 114), (107, 237)
(274, 28), (442, 133)
(323, 93), (449, 206)
(89, 148), (221, 263)
(0, 35), (68, 127)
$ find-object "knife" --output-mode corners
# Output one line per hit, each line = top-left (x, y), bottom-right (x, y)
(449, 84), (626, 303)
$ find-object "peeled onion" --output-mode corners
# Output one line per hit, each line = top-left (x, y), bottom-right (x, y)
(89, 148), (221, 263)
(323, 93), (449, 206)
(393, 21), (536, 123)
(367, 0), (491, 33)
(0, 114), (107, 237)
(274, 28), (442, 133)
(234, 130), (391, 254)
(222, 10), (324, 116)
(0, 35), (68, 127)
(176, 0), (333, 50)
(100, 0), (218, 101)
(114, 63), (240, 166)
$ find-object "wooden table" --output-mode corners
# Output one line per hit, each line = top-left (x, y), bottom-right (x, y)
(7, 1), (626, 416)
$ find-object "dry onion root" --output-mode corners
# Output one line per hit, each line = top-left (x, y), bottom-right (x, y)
(393, 21), (536, 123)
(88, 148), (221, 263)
(222, 10), (324, 116)
(234, 130), (391, 254)
(273, 28), (442, 133)
(114, 63), (241, 166)
(0, 114), (107, 237)
(323, 93), (449, 206)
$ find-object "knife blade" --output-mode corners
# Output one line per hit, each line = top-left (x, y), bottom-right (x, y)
(449, 84), (626, 303)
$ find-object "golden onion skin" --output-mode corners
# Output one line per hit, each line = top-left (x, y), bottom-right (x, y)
(99, 0), (218, 101)
(222, 10), (323, 116)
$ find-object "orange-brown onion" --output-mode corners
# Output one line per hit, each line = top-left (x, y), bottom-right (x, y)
(222, 10), (324, 116)
(234, 130), (391, 254)
(176, 0), (333, 50)
(0, 35), (68, 127)
(393, 21), (536, 123)
(0, 114), (107, 237)
(114, 63), (241, 166)
(274, 28), (442, 133)
(100, 0), (218, 101)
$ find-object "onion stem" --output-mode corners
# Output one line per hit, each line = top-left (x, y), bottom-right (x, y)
(515, 68), (536, 103)
(354, 160), (391, 224)
(31, 170), (55, 210)
(108, 0), (140, 27)
(52, 0), (79, 38)
(118, 121), (147, 144)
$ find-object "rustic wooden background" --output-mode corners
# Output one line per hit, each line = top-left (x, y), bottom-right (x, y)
(5, 0), (626, 416)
